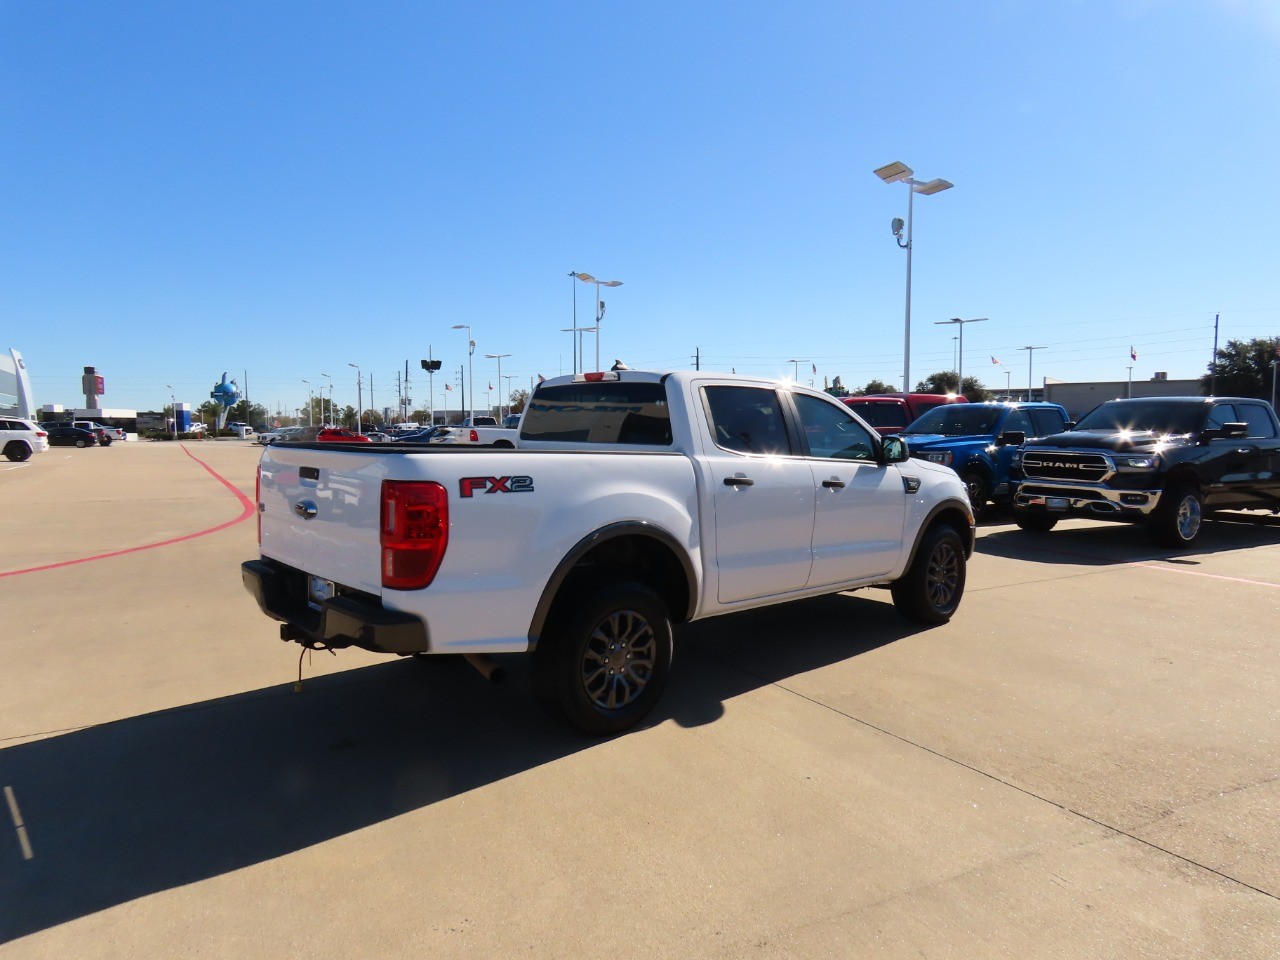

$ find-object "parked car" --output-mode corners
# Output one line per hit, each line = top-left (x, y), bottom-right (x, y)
(459, 416), (498, 427)
(72, 420), (125, 442)
(1, 417), (49, 461)
(391, 426), (441, 443)
(502, 413), (522, 429)
(901, 401), (1071, 514)
(842, 393), (968, 436)
(1012, 396), (1280, 547)
(316, 428), (372, 443)
(45, 426), (100, 448)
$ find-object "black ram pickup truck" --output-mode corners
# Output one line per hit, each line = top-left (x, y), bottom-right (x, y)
(1011, 396), (1280, 547)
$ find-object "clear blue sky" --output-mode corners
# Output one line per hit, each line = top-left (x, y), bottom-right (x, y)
(4, 0), (1278, 416)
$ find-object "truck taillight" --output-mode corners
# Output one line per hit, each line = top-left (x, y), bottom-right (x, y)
(256, 466), (262, 544)
(469, 429), (479, 442)
(380, 480), (449, 590)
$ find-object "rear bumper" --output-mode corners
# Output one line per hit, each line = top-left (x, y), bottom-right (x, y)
(241, 558), (430, 654)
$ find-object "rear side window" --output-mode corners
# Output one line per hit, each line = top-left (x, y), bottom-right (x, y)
(848, 402), (908, 429)
(703, 386), (791, 455)
(521, 382), (672, 445)
(1029, 408), (1067, 437)
(1236, 403), (1278, 438)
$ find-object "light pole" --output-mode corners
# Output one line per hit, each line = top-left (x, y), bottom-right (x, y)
(485, 353), (512, 419)
(451, 324), (474, 421)
(574, 272), (623, 372)
(1019, 346), (1045, 401)
(874, 161), (954, 394)
(321, 373), (332, 425)
(302, 379), (312, 426)
(1126, 365), (1134, 399)
(934, 317), (987, 397)
(1271, 358), (1278, 412)
(787, 359), (809, 382)
(347, 362), (362, 433)
(166, 384), (176, 439)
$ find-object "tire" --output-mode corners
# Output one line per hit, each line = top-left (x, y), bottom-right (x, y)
(492, 439), (515, 448)
(891, 524), (966, 625)
(100, 438), (112, 446)
(75, 439), (87, 448)
(960, 469), (990, 517)
(532, 581), (673, 735)
(1149, 484), (1203, 549)
(4, 442), (31, 462)
(1015, 513), (1058, 533)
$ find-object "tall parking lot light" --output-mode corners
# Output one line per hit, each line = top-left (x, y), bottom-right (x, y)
(166, 384), (176, 439)
(347, 363), (362, 433)
(451, 324), (474, 421)
(874, 161), (953, 393)
(934, 317), (987, 396)
(485, 353), (511, 419)
(574, 273), (623, 372)
(1020, 345), (1045, 401)
(302, 379), (312, 426)
(321, 373), (332, 425)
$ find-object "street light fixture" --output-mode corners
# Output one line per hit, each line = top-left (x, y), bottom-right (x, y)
(451, 324), (474, 421)
(1019, 346), (1045, 402)
(574, 272), (623, 373)
(786, 359), (810, 383)
(484, 353), (512, 419)
(934, 317), (987, 396)
(347, 363), (362, 433)
(320, 373), (332, 425)
(875, 161), (954, 393)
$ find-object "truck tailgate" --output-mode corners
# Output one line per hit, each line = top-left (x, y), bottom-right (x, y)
(258, 445), (386, 594)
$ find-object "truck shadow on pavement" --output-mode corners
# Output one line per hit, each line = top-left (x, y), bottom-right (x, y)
(0, 592), (911, 943)
(977, 512), (1280, 567)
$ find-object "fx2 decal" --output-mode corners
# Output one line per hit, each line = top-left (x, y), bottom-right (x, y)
(459, 475), (535, 498)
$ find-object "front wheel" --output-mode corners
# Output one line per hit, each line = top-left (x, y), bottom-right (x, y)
(960, 470), (990, 517)
(891, 524), (966, 624)
(533, 581), (673, 735)
(1149, 484), (1203, 548)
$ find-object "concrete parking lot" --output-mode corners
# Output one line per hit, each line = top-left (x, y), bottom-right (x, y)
(1, 440), (1277, 958)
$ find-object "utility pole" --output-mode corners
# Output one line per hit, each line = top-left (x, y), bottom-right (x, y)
(1210, 312), (1220, 396)
(694, 347), (700, 370)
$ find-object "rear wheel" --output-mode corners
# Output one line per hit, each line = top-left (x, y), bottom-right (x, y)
(533, 581), (673, 735)
(4, 442), (31, 462)
(1015, 513), (1058, 533)
(75, 439), (87, 448)
(1149, 484), (1203, 548)
(891, 524), (966, 624)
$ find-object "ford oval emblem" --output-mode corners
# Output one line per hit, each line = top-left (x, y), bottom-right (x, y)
(293, 499), (318, 520)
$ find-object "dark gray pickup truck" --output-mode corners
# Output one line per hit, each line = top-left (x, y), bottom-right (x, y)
(1011, 396), (1280, 547)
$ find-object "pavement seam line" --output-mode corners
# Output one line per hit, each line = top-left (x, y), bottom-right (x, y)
(775, 680), (1280, 904)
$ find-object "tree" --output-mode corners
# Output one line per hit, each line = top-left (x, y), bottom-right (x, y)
(509, 388), (530, 414)
(1199, 337), (1279, 398)
(859, 378), (895, 396)
(231, 400), (268, 425)
(914, 370), (990, 402)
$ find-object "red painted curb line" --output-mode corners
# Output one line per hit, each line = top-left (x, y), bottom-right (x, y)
(0, 444), (255, 580)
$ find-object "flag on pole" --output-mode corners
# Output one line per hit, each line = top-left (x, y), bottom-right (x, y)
(1130, 346), (1138, 361)
(488, 382), (493, 391)
(537, 374), (546, 383)
(445, 383), (452, 391)
(811, 363), (817, 375)
(991, 356), (1002, 365)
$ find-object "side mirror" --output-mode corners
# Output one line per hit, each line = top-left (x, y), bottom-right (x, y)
(997, 430), (1026, 447)
(881, 435), (909, 464)
(1223, 422), (1248, 438)
(1063, 421), (1076, 430)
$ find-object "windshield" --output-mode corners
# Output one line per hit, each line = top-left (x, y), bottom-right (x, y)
(1074, 400), (1204, 434)
(904, 405), (1004, 436)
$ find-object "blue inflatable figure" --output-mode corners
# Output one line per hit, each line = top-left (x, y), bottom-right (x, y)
(210, 372), (241, 430)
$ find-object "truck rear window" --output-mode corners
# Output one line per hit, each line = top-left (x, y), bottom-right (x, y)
(521, 382), (673, 445)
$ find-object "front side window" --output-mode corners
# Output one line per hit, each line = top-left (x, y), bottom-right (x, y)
(1206, 404), (1238, 431)
(793, 394), (877, 460)
(704, 386), (791, 455)
(1029, 408), (1067, 437)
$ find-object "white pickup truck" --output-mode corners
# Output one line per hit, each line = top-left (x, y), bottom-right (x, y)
(242, 369), (974, 733)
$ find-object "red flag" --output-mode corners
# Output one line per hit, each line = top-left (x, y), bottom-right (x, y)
(488, 382), (493, 391)
(991, 356), (1001, 365)
(1130, 346), (1138, 361)
(445, 383), (452, 391)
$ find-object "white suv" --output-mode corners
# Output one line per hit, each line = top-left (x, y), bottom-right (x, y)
(1, 417), (50, 462)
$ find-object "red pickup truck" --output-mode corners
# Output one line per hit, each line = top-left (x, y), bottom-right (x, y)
(842, 393), (968, 436)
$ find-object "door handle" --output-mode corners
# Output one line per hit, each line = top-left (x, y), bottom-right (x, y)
(723, 475), (754, 486)
(821, 479), (846, 489)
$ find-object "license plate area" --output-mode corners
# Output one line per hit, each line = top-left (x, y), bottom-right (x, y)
(307, 575), (336, 610)
(1046, 496), (1069, 511)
